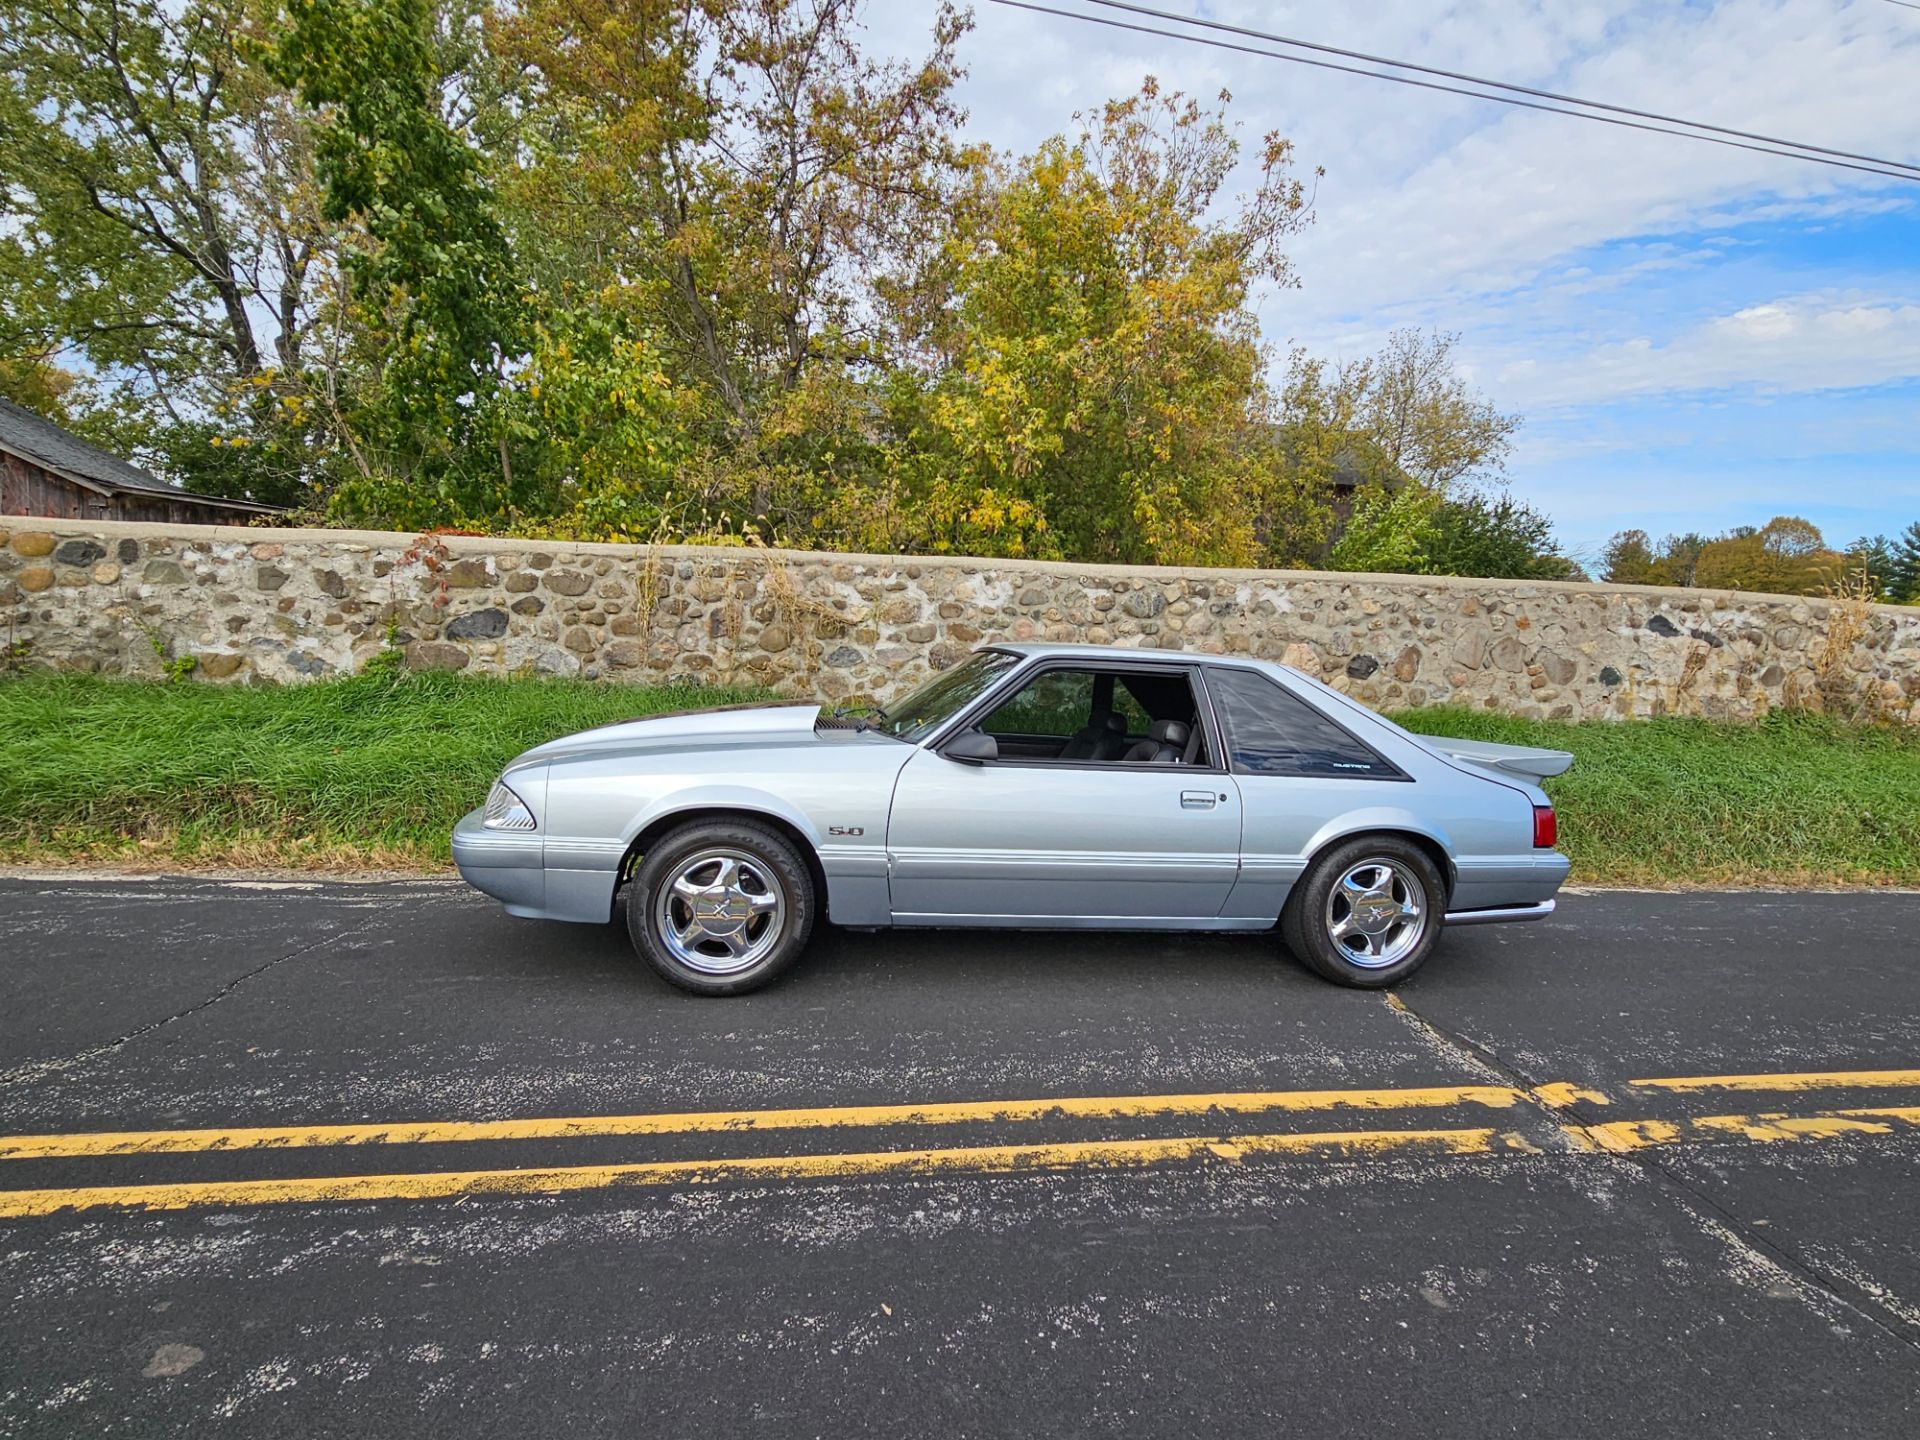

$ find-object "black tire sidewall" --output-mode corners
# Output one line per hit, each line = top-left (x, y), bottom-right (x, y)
(1283, 836), (1446, 988)
(625, 820), (815, 996)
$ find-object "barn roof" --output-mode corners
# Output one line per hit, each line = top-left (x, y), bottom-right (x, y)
(0, 396), (282, 514)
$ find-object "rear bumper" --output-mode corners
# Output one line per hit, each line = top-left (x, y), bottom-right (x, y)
(1443, 899), (1556, 927)
(1447, 851), (1571, 913)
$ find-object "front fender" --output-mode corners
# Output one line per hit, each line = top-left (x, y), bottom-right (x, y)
(619, 783), (826, 850)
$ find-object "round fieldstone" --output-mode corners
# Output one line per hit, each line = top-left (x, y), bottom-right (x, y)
(10, 532), (55, 557)
(197, 653), (245, 678)
(406, 641), (470, 671)
(544, 569), (592, 596)
(445, 607), (509, 640)
(53, 539), (106, 567)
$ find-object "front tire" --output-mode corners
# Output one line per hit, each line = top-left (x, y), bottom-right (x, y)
(1281, 836), (1445, 989)
(625, 819), (816, 996)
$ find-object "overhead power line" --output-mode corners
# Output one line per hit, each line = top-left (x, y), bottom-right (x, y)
(1074, 0), (1920, 176)
(984, 0), (1920, 185)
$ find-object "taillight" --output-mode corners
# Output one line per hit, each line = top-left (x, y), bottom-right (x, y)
(1533, 805), (1557, 849)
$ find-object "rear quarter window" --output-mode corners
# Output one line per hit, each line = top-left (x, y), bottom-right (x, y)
(1207, 669), (1405, 780)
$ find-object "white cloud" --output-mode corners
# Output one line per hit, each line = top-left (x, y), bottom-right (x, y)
(864, 0), (1920, 350)
(1493, 292), (1920, 407)
(857, 1), (1920, 544)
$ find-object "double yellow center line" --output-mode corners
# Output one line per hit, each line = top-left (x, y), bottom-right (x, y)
(1, 1068), (1916, 1219)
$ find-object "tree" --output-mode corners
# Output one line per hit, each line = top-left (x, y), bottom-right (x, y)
(1602, 529), (1665, 585)
(1694, 516), (1843, 595)
(1847, 534), (1898, 601)
(494, 0), (971, 466)
(1424, 492), (1570, 580)
(1342, 329), (1518, 495)
(893, 80), (1315, 566)
(0, 0), (335, 501)
(1328, 487), (1434, 574)
(1887, 523), (1920, 603)
(275, 0), (527, 516)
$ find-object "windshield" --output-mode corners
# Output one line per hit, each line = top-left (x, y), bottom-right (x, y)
(872, 650), (1022, 742)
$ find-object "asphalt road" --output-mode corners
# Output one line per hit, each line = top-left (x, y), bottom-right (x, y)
(1, 876), (1917, 1438)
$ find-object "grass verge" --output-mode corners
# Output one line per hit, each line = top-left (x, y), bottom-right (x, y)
(1, 674), (1915, 886)
(1395, 706), (1920, 888)
(0, 670), (765, 871)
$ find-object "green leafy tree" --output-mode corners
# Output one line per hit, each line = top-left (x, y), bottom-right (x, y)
(494, 0), (972, 489)
(896, 80), (1315, 566)
(1328, 487), (1435, 574)
(275, 0), (525, 514)
(0, 0), (336, 502)
(1424, 492), (1570, 580)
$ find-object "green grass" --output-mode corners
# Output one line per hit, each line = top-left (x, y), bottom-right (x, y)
(1394, 706), (1920, 888)
(1, 673), (1916, 886)
(0, 670), (766, 869)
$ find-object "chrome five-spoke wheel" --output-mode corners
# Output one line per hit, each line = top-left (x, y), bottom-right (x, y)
(653, 849), (787, 974)
(629, 819), (815, 995)
(1283, 836), (1446, 987)
(1324, 859), (1427, 968)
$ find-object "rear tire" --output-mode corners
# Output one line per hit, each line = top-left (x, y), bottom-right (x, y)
(1281, 835), (1445, 989)
(625, 819), (816, 996)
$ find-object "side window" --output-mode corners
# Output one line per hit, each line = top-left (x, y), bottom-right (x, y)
(1109, 679), (1154, 737)
(980, 669), (1094, 737)
(1207, 669), (1401, 779)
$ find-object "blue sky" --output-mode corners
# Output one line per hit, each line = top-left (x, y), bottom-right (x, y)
(870, 0), (1920, 569)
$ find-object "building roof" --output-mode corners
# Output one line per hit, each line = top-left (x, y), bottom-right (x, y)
(0, 396), (282, 513)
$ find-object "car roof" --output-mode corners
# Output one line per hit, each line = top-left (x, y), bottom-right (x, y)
(985, 642), (1261, 667)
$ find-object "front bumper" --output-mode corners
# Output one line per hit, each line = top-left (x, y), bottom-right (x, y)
(452, 806), (547, 916)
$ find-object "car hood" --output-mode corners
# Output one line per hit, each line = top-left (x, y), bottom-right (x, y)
(507, 701), (828, 769)
(1417, 735), (1575, 780)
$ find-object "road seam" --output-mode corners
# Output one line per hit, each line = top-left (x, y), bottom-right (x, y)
(1381, 990), (1920, 1355)
(0, 919), (377, 1089)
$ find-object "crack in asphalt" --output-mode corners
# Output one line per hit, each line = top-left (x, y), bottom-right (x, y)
(1383, 989), (1920, 1357)
(0, 920), (376, 1089)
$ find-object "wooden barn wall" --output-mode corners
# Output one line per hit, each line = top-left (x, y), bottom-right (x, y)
(1, 450), (257, 526)
(1, 454), (106, 521)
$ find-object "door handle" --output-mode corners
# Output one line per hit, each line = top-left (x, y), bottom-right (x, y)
(1181, 790), (1218, 810)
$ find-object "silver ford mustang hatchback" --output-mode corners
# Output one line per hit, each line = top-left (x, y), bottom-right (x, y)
(454, 643), (1572, 994)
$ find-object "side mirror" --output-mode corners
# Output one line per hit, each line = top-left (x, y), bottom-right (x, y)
(943, 730), (999, 765)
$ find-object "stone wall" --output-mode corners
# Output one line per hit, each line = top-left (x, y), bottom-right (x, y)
(4, 516), (1918, 723)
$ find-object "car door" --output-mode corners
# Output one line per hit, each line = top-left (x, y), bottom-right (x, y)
(885, 663), (1243, 925)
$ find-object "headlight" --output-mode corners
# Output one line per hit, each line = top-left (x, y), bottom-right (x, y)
(482, 779), (537, 831)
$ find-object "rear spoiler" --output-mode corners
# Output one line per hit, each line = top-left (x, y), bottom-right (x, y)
(1425, 736), (1574, 780)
